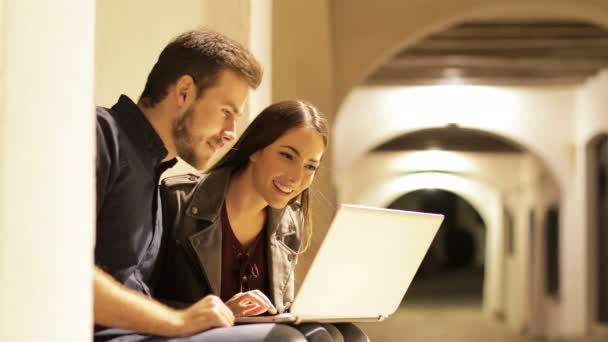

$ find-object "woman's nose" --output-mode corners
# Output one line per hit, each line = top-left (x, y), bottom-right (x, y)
(287, 164), (303, 183)
(221, 119), (236, 142)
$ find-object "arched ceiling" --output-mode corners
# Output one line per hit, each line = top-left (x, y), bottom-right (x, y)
(365, 20), (608, 86)
(372, 126), (524, 153)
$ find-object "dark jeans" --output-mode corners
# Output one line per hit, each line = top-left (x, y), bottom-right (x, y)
(94, 323), (368, 342)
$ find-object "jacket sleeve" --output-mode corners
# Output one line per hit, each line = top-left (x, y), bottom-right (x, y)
(159, 174), (201, 238)
(152, 174), (201, 304)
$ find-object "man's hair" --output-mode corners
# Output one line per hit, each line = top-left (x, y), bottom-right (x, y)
(139, 30), (263, 107)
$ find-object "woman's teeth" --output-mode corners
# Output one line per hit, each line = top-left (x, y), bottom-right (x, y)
(273, 180), (293, 194)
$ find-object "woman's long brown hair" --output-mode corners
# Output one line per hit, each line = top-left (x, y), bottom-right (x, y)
(210, 100), (328, 254)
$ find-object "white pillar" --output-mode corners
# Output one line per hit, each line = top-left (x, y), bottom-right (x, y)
(248, 0), (273, 117)
(561, 176), (588, 336)
(201, 0), (273, 121)
(0, 0), (95, 340)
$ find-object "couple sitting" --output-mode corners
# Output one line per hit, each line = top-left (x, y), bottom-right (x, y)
(94, 30), (368, 342)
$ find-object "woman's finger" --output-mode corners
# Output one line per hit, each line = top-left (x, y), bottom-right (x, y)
(238, 298), (257, 307)
(241, 304), (267, 316)
(247, 290), (277, 314)
(227, 292), (245, 303)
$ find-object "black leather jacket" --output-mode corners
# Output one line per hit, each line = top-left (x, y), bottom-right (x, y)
(155, 168), (302, 313)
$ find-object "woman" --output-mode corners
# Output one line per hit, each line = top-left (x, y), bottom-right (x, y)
(156, 100), (368, 341)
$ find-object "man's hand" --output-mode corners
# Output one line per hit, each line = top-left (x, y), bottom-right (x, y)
(174, 295), (235, 336)
(225, 290), (277, 317)
(94, 267), (234, 337)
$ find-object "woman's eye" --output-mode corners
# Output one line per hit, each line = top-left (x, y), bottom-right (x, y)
(279, 152), (294, 160)
(222, 109), (231, 118)
(306, 165), (318, 172)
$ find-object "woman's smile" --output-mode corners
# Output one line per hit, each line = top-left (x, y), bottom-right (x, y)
(272, 179), (294, 195)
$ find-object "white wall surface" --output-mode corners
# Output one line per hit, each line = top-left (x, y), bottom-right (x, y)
(337, 151), (525, 204)
(575, 70), (608, 144)
(95, 0), (208, 107)
(0, 0), (95, 339)
(249, 0), (272, 118)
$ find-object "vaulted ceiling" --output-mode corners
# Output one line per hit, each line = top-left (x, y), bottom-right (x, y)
(366, 20), (608, 86)
(372, 126), (524, 153)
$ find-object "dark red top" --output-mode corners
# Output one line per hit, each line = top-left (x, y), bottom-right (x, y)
(220, 203), (270, 302)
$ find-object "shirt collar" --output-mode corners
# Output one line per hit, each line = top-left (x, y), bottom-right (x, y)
(186, 168), (293, 236)
(111, 95), (171, 166)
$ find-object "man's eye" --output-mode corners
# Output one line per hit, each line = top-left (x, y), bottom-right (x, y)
(280, 152), (294, 160)
(306, 165), (318, 172)
(222, 109), (232, 118)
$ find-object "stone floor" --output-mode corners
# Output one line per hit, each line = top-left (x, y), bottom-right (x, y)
(355, 268), (607, 342)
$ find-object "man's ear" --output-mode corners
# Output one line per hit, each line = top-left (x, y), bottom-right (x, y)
(173, 74), (196, 109)
(249, 150), (261, 163)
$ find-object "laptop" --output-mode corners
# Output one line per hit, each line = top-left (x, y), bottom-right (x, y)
(236, 203), (443, 324)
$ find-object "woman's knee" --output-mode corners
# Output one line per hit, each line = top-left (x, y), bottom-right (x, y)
(333, 323), (369, 342)
(183, 324), (306, 342)
(296, 323), (342, 342)
(264, 324), (307, 342)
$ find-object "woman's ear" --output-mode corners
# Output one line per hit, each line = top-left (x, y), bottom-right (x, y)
(249, 150), (260, 163)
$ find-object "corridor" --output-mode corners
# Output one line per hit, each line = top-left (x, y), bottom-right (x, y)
(359, 269), (604, 342)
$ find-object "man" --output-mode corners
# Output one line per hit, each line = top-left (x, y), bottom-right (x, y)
(94, 30), (302, 341)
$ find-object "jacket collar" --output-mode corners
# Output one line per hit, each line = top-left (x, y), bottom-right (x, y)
(185, 168), (231, 223)
(185, 168), (291, 236)
(184, 167), (299, 302)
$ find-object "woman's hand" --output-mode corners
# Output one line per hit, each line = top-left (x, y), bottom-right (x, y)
(225, 290), (278, 317)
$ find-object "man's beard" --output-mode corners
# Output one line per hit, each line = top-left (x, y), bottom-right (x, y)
(172, 107), (208, 170)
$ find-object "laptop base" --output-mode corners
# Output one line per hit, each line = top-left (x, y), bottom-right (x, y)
(235, 314), (386, 325)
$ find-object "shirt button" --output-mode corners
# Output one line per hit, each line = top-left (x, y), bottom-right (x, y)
(191, 207), (198, 215)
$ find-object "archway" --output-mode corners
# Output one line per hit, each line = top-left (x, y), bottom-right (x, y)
(352, 171), (505, 317)
(329, 0), (608, 338)
(332, 0), (608, 104)
(334, 85), (572, 190)
(389, 189), (486, 308)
